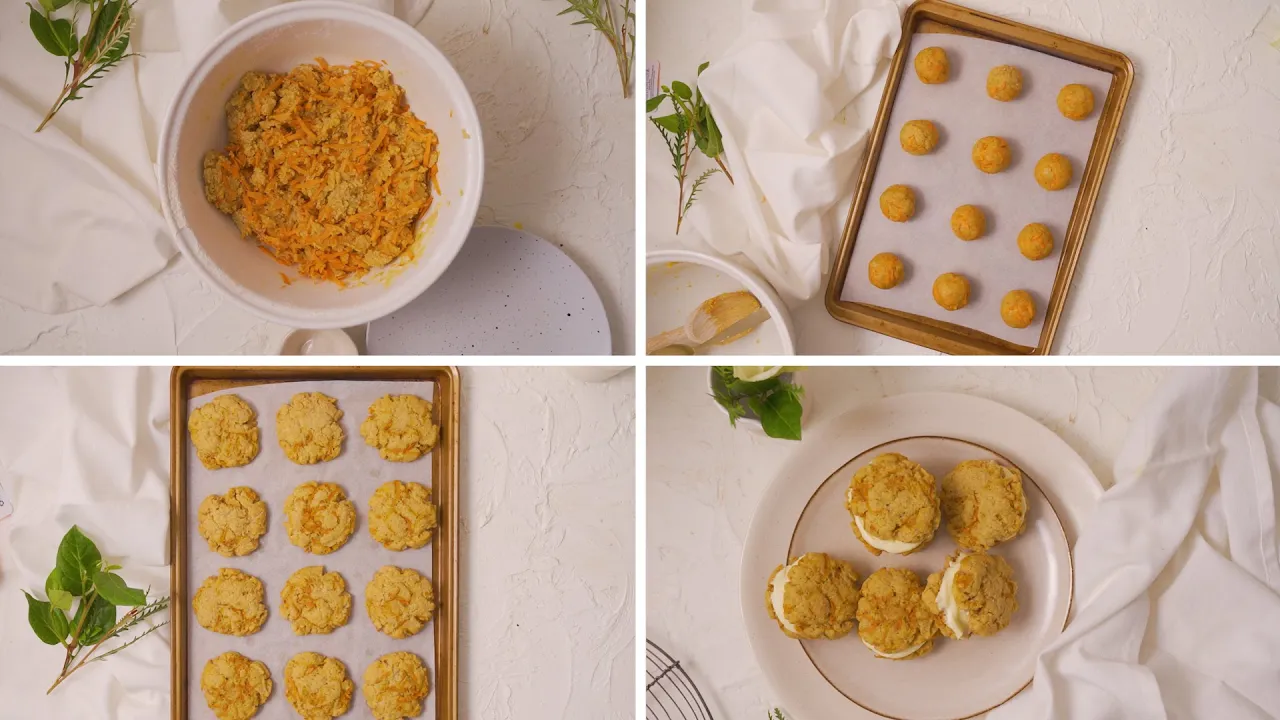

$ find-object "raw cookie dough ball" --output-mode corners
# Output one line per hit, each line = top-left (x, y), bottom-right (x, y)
(856, 567), (937, 660)
(868, 253), (905, 290)
(194, 568), (268, 636)
(364, 652), (430, 720)
(280, 566), (352, 635)
(845, 453), (940, 556)
(879, 184), (917, 222)
(1035, 153), (1073, 191)
(914, 46), (950, 84)
(941, 459), (1028, 551)
(971, 136), (1011, 174)
(1017, 223), (1055, 261)
(189, 395), (259, 470)
(1057, 83), (1095, 120)
(899, 120), (939, 155)
(360, 394), (439, 462)
(369, 480), (439, 550)
(932, 273), (970, 311)
(922, 551), (1018, 639)
(202, 651), (272, 720)
(366, 566), (436, 639)
(765, 551), (860, 640)
(198, 486), (268, 557)
(285, 652), (354, 720)
(284, 481), (356, 554)
(1000, 290), (1036, 329)
(276, 392), (344, 465)
(986, 65), (1023, 101)
(950, 205), (986, 241)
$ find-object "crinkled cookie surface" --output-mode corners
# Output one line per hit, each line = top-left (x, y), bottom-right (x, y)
(277, 392), (344, 465)
(360, 394), (439, 462)
(190, 395), (260, 470)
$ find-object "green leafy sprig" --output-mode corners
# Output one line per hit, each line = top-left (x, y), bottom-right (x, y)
(711, 367), (805, 441)
(769, 710), (787, 720)
(26, 0), (138, 133)
(24, 525), (169, 694)
(559, 0), (635, 98)
(648, 63), (733, 233)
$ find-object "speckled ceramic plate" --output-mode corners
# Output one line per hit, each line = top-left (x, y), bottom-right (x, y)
(741, 392), (1102, 720)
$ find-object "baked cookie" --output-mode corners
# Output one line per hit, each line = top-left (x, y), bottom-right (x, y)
(845, 452), (940, 555)
(941, 459), (1028, 551)
(986, 65), (1023, 101)
(189, 395), (260, 470)
(1035, 153), (1073, 191)
(1017, 223), (1054, 261)
(922, 551), (1018, 639)
(198, 487), (268, 557)
(363, 652), (430, 720)
(280, 566), (352, 635)
(899, 120), (938, 155)
(765, 552), (859, 640)
(284, 481), (356, 554)
(932, 273), (970, 311)
(360, 394), (439, 462)
(914, 46), (949, 84)
(879, 184), (916, 222)
(1001, 290), (1036, 329)
(856, 568), (936, 660)
(1057, 83), (1095, 120)
(868, 253), (905, 290)
(201, 651), (272, 720)
(369, 480), (439, 550)
(366, 566), (436, 638)
(972, 136), (1011, 174)
(193, 568), (267, 636)
(277, 392), (344, 465)
(285, 652), (354, 720)
(950, 205), (986, 241)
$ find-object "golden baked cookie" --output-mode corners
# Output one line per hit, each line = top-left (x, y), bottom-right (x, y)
(1001, 290), (1036, 329)
(1057, 83), (1095, 120)
(941, 459), (1028, 551)
(369, 480), (439, 550)
(1035, 153), (1073, 191)
(845, 453), (940, 556)
(986, 65), (1023, 101)
(932, 273), (970, 311)
(285, 652), (354, 720)
(972, 136), (1011, 174)
(284, 481), (356, 554)
(1017, 222), (1054, 260)
(899, 120), (938, 155)
(193, 568), (267, 636)
(189, 395), (260, 470)
(363, 652), (430, 720)
(280, 566), (352, 635)
(765, 552), (860, 640)
(950, 205), (986, 241)
(360, 394), (439, 462)
(879, 184), (916, 222)
(868, 252), (905, 290)
(922, 551), (1018, 639)
(201, 651), (272, 720)
(366, 566), (436, 638)
(198, 487), (268, 557)
(914, 46), (949, 84)
(856, 567), (936, 660)
(277, 392), (344, 465)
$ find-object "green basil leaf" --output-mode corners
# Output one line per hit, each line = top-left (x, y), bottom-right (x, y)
(698, 61), (710, 76)
(46, 569), (73, 612)
(83, 0), (124, 56)
(73, 593), (116, 645)
(24, 591), (65, 645)
(92, 571), (146, 606)
(28, 4), (67, 56)
(750, 390), (803, 441)
(56, 526), (102, 596)
(645, 93), (667, 113)
(671, 81), (693, 100)
(652, 113), (686, 135)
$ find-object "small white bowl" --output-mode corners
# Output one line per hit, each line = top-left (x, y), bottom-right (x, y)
(158, 1), (484, 329)
(646, 250), (796, 355)
(277, 328), (359, 355)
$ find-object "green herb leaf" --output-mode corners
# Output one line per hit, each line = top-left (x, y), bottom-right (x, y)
(83, 0), (125, 56)
(25, 591), (69, 645)
(671, 80), (693, 100)
(27, 4), (76, 57)
(652, 113), (686, 135)
(38, 0), (55, 12)
(749, 388), (803, 441)
(92, 571), (146, 607)
(645, 93), (668, 113)
(56, 526), (102, 596)
(73, 593), (117, 645)
(698, 61), (710, 76)
(46, 569), (73, 613)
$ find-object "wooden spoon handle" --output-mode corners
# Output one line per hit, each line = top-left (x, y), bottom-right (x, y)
(646, 327), (692, 355)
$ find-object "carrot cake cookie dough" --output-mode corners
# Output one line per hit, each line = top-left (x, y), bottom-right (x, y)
(369, 480), (438, 550)
(284, 481), (356, 554)
(868, 252), (905, 290)
(201, 651), (272, 720)
(1035, 153), (1073, 191)
(1001, 290), (1036, 329)
(932, 273), (970, 311)
(941, 459), (1027, 551)
(972, 136), (1011, 174)
(277, 392), (344, 465)
(1057, 83), (1095, 120)
(879, 184), (917, 222)
(284, 652), (354, 720)
(846, 452), (940, 555)
(360, 394), (439, 462)
(280, 566), (352, 635)
(986, 65), (1024, 101)
(189, 395), (259, 470)
(193, 568), (268, 636)
(856, 567), (936, 660)
(366, 566), (436, 639)
(950, 204), (986, 241)
(765, 552), (860, 640)
(363, 652), (431, 720)
(198, 486), (268, 557)
(923, 551), (1019, 639)
(1017, 222), (1054, 261)
(899, 120), (939, 155)
(914, 47), (949, 84)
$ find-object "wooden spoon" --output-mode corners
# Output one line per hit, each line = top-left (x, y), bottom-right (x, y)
(647, 291), (764, 355)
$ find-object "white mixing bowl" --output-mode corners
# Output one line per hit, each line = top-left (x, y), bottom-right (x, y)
(158, 1), (483, 329)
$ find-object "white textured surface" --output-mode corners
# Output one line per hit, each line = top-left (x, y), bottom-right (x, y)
(647, 0), (1280, 354)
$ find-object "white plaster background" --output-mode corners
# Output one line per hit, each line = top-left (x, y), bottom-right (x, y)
(0, 1), (635, 355)
(645, 366), (1280, 717)
(646, 0), (1280, 355)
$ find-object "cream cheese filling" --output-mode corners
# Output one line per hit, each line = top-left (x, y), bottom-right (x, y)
(860, 635), (926, 659)
(770, 561), (799, 633)
(936, 554), (971, 638)
(853, 515), (922, 554)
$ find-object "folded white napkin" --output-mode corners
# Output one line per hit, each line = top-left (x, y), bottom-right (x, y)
(686, 0), (901, 301)
(989, 367), (1280, 720)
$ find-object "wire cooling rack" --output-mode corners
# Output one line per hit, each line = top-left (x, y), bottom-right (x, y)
(646, 640), (714, 719)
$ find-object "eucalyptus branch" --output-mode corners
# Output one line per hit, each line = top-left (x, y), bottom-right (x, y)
(559, 0), (635, 98)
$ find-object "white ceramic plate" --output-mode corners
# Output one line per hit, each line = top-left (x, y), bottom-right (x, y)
(741, 392), (1102, 720)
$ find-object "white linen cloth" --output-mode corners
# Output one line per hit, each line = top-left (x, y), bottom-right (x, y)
(686, 0), (901, 301)
(0, 0), (431, 315)
(989, 366), (1280, 720)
